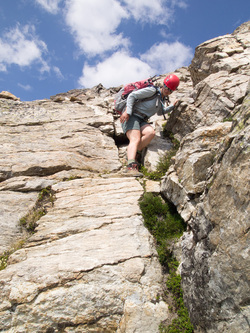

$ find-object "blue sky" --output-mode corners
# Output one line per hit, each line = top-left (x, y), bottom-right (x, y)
(0, 0), (249, 101)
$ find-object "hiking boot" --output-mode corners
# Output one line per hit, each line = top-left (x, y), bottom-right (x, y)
(124, 162), (143, 177)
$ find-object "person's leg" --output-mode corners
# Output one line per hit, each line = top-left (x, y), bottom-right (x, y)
(121, 117), (155, 176)
(126, 125), (155, 160)
(126, 129), (141, 161)
(137, 124), (155, 151)
(123, 129), (143, 176)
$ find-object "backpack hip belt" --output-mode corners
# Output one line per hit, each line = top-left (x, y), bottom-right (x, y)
(133, 110), (149, 121)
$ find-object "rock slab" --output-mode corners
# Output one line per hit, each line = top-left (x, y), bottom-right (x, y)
(0, 177), (168, 332)
(0, 86), (168, 332)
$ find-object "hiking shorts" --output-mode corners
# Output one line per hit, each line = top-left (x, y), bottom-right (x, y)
(121, 114), (149, 134)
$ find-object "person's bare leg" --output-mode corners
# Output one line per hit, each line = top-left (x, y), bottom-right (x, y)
(126, 125), (155, 161)
(126, 129), (141, 161)
(137, 125), (155, 151)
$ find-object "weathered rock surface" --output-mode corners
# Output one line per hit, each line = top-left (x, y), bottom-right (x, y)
(0, 177), (168, 332)
(161, 22), (250, 333)
(0, 92), (120, 261)
(0, 86), (168, 332)
(0, 91), (20, 101)
(0, 21), (249, 333)
(0, 97), (120, 182)
(165, 22), (250, 141)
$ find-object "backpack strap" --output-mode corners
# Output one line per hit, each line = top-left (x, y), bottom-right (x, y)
(134, 86), (159, 105)
(132, 86), (168, 120)
(133, 110), (149, 121)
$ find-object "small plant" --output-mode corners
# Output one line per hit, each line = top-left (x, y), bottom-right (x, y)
(223, 116), (233, 122)
(38, 187), (55, 203)
(139, 192), (193, 332)
(139, 193), (186, 266)
(19, 186), (55, 233)
(0, 240), (25, 271)
(163, 130), (180, 148)
(141, 153), (174, 180)
(160, 259), (194, 333)
(63, 175), (81, 181)
(0, 251), (9, 271)
(141, 131), (180, 181)
(2, 188), (55, 271)
(20, 210), (46, 232)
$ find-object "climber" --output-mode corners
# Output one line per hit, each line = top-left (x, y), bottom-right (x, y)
(120, 74), (180, 176)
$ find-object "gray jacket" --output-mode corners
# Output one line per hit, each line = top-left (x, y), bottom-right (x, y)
(126, 86), (174, 119)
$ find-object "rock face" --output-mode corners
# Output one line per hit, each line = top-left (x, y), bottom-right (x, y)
(0, 87), (168, 332)
(0, 22), (249, 333)
(165, 22), (250, 142)
(161, 22), (250, 333)
(1, 177), (167, 332)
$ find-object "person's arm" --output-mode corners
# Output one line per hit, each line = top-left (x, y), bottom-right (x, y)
(120, 108), (129, 123)
(126, 86), (157, 116)
(159, 100), (179, 115)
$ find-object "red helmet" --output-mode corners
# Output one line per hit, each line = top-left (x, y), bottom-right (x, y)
(163, 74), (180, 91)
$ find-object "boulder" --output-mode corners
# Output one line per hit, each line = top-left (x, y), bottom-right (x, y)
(165, 22), (250, 141)
(0, 91), (20, 101)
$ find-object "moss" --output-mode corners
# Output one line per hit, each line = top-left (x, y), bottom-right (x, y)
(0, 240), (25, 271)
(139, 193), (185, 266)
(160, 259), (194, 333)
(19, 186), (55, 233)
(139, 193), (193, 332)
(1, 187), (56, 271)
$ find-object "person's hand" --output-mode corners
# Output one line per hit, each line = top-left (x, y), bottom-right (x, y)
(120, 110), (130, 124)
(173, 100), (180, 106)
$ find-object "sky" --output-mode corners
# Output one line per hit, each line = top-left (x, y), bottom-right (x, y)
(0, 0), (249, 101)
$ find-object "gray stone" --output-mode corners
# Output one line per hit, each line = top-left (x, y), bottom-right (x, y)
(0, 91), (20, 101)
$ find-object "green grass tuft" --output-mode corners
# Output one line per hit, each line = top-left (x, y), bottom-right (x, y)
(160, 259), (194, 333)
(141, 131), (180, 181)
(19, 186), (55, 233)
(0, 240), (25, 271)
(139, 193), (185, 266)
(139, 192), (193, 332)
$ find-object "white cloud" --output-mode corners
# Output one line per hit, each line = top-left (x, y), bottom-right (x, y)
(35, 0), (62, 14)
(53, 66), (64, 80)
(17, 0), (191, 92)
(78, 41), (193, 89)
(18, 83), (32, 91)
(0, 24), (49, 72)
(140, 41), (193, 73)
(123, 0), (173, 24)
(170, 0), (188, 9)
(64, 0), (130, 56)
(78, 51), (152, 88)
(63, 0), (190, 60)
